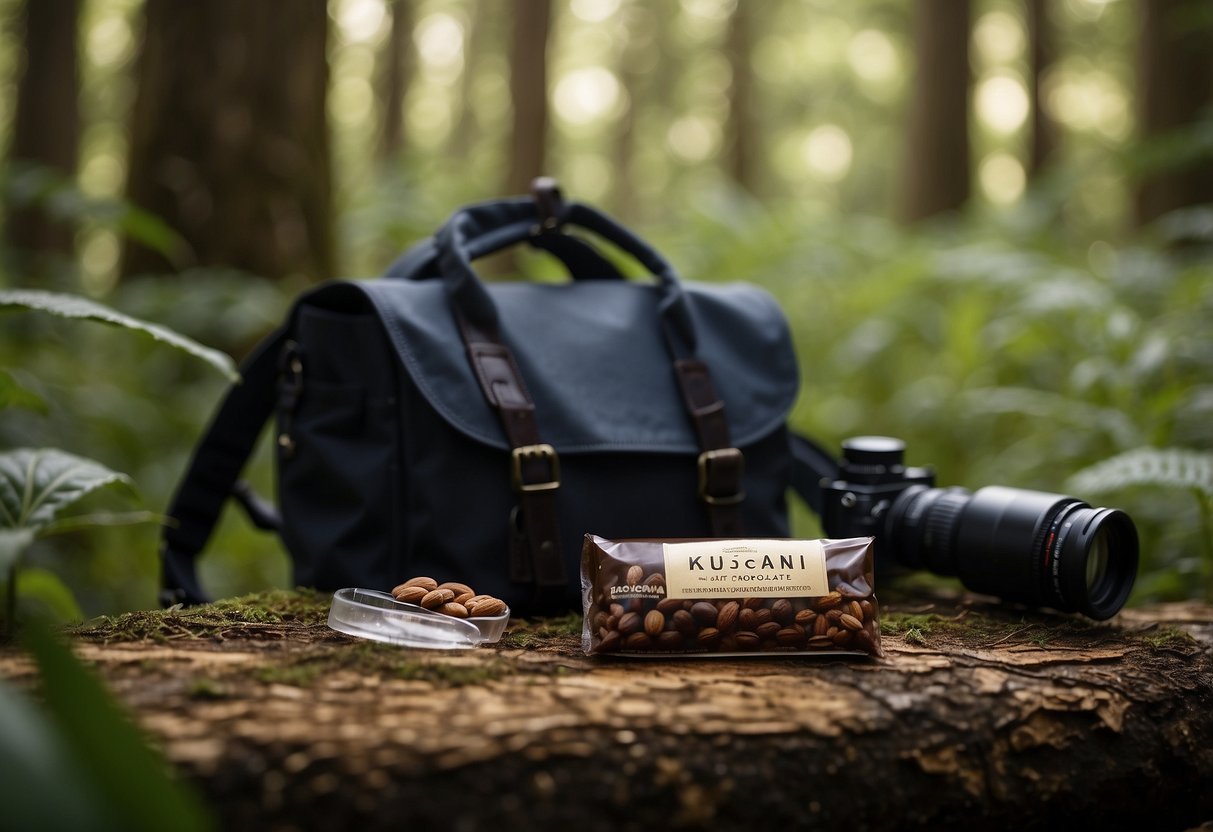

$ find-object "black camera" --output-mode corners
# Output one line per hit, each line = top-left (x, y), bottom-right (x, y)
(816, 436), (1139, 620)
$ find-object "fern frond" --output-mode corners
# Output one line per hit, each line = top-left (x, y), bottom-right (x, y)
(1067, 447), (1213, 499)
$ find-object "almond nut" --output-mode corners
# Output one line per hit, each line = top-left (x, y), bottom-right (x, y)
(755, 621), (781, 640)
(643, 572), (665, 587)
(438, 581), (475, 597)
(812, 591), (843, 611)
(716, 601), (740, 633)
(469, 597), (507, 617)
(402, 576), (438, 592)
(618, 611), (643, 635)
(393, 586), (429, 605)
(441, 602), (469, 618)
(644, 610), (665, 637)
(420, 588), (455, 609)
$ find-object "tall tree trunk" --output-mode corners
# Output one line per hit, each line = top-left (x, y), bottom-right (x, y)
(377, 0), (415, 163)
(451, 4), (488, 162)
(724, 0), (757, 194)
(504, 0), (552, 197)
(4, 0), (80, 258)
(121, 0), (333, 281)
(1134, 0), (1213, 229)
(610, 4), (648, 219)
(897, 0), (971, 223)
(1026, 0), (1056, 180)
(610, 1), (675, 222)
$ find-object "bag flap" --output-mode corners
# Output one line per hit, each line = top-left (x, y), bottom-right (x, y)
(301, 279), (798, 454)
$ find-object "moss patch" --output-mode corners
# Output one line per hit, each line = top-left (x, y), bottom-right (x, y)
(71, 589), (333, 644)
(1132, 626), (1199, 652)
(499, 613), (583, 649)
(879, 608), (1117, 648)
(255, 641), (518, 688)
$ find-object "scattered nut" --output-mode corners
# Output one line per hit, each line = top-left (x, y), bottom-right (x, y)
(389, 576), (508, 620)
(468, 597), (507, 617)
(392, 586), (429, 605)
(400, 576), (438, 592)
(420, 588), (455, 609)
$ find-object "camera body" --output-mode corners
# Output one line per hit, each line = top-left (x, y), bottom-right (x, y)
(816, 436), (1138, 620)
(819, 436), (934, 546)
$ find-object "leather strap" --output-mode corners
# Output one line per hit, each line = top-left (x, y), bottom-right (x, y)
(673, 358), (745, 536)
(455, 311), (566, 601)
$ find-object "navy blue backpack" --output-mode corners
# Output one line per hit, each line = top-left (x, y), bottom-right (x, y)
(161, 185), (830, 615)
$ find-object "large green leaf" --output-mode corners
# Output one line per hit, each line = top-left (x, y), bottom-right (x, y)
(19, 625), (216, 831)
(15, 567), (85, 623)
(0, 289), (238, 382)
(0, 369), (47, 413)
(0, 678), (109, 831)
(0, 527), (35, 577)
(0, 448), (132, 531)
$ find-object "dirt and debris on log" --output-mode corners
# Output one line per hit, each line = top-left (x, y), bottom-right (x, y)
(1, 589), (1210, 832)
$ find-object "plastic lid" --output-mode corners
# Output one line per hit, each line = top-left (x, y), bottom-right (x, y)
(327, 588), (485, 649)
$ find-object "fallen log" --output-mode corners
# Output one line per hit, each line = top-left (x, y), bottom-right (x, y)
(2, 590), (1210, 831)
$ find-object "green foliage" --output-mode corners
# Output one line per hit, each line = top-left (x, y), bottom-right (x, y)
(1069, 448), (1213, 500)
(0, 624), (215, 832)
(0, 447), (132, 530)
(1070, 447), (1213, 599)
(0, 289), (238, 382)
(1, 162), (186, 260)
(0, 368), (47, 413)
(659, 198), (1213, 603)
(0, 284), (248, 628)
(0, 448), (135, 636)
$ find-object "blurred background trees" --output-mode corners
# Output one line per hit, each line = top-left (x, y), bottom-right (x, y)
(1, 0), (1211, 614)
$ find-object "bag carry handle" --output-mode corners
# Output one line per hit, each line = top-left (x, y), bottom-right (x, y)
(433, 197), (699, 355)
(384, 220), (628, 284)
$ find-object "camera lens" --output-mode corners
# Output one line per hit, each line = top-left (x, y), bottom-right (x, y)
(885, 485), (1138, 620)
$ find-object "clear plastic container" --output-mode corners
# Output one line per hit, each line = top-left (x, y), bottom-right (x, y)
(327, 588), (510, 649)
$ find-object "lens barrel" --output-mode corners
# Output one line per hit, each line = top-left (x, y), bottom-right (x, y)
(885, 485), (1138, 620)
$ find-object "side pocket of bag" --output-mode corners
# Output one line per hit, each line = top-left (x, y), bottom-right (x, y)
(276, 307), (402, 591)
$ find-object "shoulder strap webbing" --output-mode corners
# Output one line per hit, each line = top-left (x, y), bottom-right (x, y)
(159, 327), (289, 606)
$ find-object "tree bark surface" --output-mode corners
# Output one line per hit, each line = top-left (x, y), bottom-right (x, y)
(121, 0), (332, 281)
(377, 0), (415, 162)
(4, 0), (80, 257)
(1134, 0), (1213, 229)
(897, 0), (972, 223)
(2, 592), (1210, 831)
(504, 0), (552, 197)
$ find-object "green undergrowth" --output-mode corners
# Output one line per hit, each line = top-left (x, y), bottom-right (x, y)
(70, 589), (332, 643)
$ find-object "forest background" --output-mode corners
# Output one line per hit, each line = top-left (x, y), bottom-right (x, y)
(1, 0), (1211, 622)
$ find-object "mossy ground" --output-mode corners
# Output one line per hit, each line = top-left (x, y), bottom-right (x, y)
(67, 590), (585, 691)
(71, 589), (334, 644)
(60, 589), (1198, 694)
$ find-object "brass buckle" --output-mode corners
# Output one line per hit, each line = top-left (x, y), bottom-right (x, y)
(511, 444), (561, 493)
(697, 448), (745, 506)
